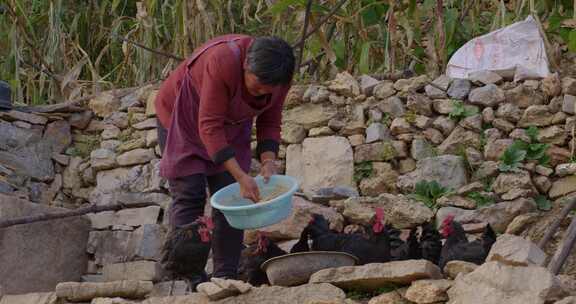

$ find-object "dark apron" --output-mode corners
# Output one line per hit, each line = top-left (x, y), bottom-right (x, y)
(160, 37), (273, 178)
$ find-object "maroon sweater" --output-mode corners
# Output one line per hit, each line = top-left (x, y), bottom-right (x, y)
(155, 35), (289, 163)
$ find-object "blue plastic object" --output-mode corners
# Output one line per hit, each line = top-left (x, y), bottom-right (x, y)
(210, 175), (299, 229)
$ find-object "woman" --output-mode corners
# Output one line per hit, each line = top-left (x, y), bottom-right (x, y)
(155, 34), (294, 284)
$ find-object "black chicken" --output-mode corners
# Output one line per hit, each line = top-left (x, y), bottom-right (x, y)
(307, 213), (388, 265)
(160, 216), (213, 291)
(419, 222), (443, 265)
(290, 226), (310, 253)
(238, 232), (286, 286)
(365, 207), (391, 263)
(388, 225), (421, 261)
(438, 215), (497, 270)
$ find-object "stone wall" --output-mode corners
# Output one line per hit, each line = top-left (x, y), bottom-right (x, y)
(0, 70), (575, 294)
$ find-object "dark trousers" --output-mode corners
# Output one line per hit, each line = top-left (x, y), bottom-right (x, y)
(157, 120), (244, 279)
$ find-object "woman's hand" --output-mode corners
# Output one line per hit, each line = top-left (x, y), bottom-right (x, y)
(238, 174), (260, 202)
(260, 159), (277, 184)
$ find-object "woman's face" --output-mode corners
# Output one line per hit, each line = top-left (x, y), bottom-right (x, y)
(244, 70), (275, 97)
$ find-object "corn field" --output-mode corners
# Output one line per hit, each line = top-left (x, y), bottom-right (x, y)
(1, 0), (575, 105)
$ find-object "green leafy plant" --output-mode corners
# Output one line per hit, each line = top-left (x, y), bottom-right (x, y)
(381, 141), (397, 161)
(516, 126), (551, 165)
(409, 180), (452, 211)
(448, 100), (478, 121)
(467, 192), (495, 208)
(354, 162), (373, 182)
(498, 142), (527, 172)
(535, 195), (552, 211)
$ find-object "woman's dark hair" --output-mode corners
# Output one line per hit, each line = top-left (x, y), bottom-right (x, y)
(246, 36), (295, 86)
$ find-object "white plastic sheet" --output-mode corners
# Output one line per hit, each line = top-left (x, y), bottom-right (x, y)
(446, 16), (550, 82)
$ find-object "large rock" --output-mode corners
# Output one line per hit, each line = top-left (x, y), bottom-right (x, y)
(549, 176), (576, 198)
(215, 283), (346, 304)
(91, 148), (117, 171)
(55, 281), (152, 302)
(437, 126), (481, 155)
(518, 105), (553, 127)
(486, 234), (547, 267)
(377, 97), (406, 118)
(404, 279), (452, 304)
(492, 171), (536, 196)
(283, 104), (338, 129)
(89, 92), (121, 118)
(287, 137), (355, 194)
(460, 198), (537, 233)
(0, 110), (48, 125)
(43, 120), (72, 153)
(245, 197), (344, 243)
(468, 84), (505, 107)
(443, 261), (478, 279)
(309, 260), (442, 291)
(397, 155), (468, 192)
(0, 194), (90, 294)
(0, 139), (54, 181)
(373, 81), (396, 99)
(116, 148), (156, 166)
(102, 261), (161, 282)
(281, 123), (306, 144)
(89, 230), (133, 265)
(447, 79), (472, 99)
(329, 72), (360, 97)
(368, 289), (411, 304)
(506, 83), (546, 108)
(0, 292), (57, 304)
(342, 194), (434, 229)
(447, 262), (566, 304)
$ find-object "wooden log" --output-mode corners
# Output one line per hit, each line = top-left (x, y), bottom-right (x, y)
(548, 215), (576, 275)
(0, 202), (158, 229)
(538, 196), (576, 248)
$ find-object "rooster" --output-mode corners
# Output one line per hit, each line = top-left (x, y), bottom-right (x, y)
(238, 232), (286, 285)
(160, 216), (213, 291)
(419, 222), (443, 265)
(365, 208), (391, 263)
(438, 215), (497, 270)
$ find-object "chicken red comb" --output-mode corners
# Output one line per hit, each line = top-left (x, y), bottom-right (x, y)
(372, 208), (385, 233)
(198, 216), (214, 230)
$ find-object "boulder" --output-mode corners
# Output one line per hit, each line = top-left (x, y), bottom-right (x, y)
(245, 197), (344, 243)
(563, 95), (576, 114)
(56, 281), (152, 302)
(447, 262), (566, 304)
(0, 110), (48, 125)
(377, 97), (406, 118)
(304, 85), (330, 104)
(359, 167), (399, 196)
(365, 123), (390, 143)
(469, 70), (503, 85)
(283, 104), (338, 129)
(328, 72), (360, 97)
(373, 81), (396, 99)
(213, 283), (346, 304)
(425, 84), (447, 99)
(556, 297), (576, 304)
(556, 163), (576, 177)
(437, 126), (481, 154)
(0, 292), (57, 304)
(460, 198), (537, 233)
(368, 289), (411, 304)
(397, 155), (468, 192)
(91, 148), (117, 171)
(549, 176), (576, 198)
(431, 75), (452, 91)
(542, 73), (561, 97)
(0, 194), (90, 294)
(447, 79), (471, 100)
(394, 75), (430, 93)
(43, 120), (72, 153)
(486, 234), (547, 267)
(518, 105), (553, 127)
(116, 148), (156, 166)
(309, 260), (442, 291)
(89, 92), (121, 118)
(492, 171), (536, 196)
(443, 261), (478, 279)
(484, 139), (513, 161)
(432, 116), (456, 136)
(102, 261), (161, 282)
(506, 84), (546, 108)
(404, 279), (452, 304)
(342, 194), (434, 229)
(468, 84), (505, 107)
(360, 75), (380, 96)
(286, 137), (355, 194)
(407, 94), (433, 116)
(282, 123), (307, 144)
